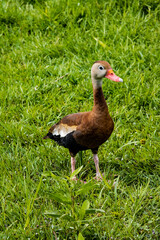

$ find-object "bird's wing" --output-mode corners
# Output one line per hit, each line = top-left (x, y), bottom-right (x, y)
(47, 112), (89, 138)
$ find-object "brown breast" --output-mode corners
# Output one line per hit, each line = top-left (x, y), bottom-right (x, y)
(73, 110), (114, 149)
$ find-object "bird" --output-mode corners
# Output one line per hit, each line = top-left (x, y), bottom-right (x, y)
(43, 61), (123, 179)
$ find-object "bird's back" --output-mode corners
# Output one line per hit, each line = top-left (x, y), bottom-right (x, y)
(44, 109), (114, 154)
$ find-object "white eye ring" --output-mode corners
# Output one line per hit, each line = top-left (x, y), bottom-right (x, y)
(98, 65), (104, 70)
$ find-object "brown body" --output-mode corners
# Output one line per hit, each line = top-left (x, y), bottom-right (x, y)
(45, 87), (114, 156)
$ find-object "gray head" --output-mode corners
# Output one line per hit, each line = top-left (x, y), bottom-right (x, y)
(91, 61), (123, 88)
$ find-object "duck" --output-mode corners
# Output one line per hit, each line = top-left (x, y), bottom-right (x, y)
(43, 61), (123, 179)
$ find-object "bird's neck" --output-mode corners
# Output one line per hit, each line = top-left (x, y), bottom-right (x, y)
(92, 79), (108, 113)
(92, 78), (102, 89)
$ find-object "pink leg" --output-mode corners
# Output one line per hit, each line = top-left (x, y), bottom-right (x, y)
(71, 156), (77, 180)
(71, 156), (76, 173)
(93, 154), (102, 179)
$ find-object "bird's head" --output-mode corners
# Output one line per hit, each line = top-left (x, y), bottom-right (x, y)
(91, 61), (123, 88)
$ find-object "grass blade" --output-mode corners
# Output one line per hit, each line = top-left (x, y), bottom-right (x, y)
(70, 166), (83, 180)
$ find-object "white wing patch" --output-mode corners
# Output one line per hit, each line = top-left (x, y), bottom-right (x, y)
(52, 124), (77, 138)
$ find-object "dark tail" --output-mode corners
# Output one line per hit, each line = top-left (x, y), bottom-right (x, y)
(43, 134), (50, 139)
(43, 132), (54, 140)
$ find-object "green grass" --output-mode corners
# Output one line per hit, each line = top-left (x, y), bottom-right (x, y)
(0, 0), (160, 239)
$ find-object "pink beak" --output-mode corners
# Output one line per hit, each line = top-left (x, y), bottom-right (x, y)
(105, 69), (123, 82)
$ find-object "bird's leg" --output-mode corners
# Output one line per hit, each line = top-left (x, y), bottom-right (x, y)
(71, 156), (76, 173)
(71, 156), (77, 180)
(93, 154), (102, 179)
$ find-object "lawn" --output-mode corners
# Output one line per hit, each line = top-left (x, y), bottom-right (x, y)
(0, 0), (160, 239)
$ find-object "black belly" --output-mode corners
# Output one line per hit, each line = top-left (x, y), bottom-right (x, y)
(46, 131), (88, 155)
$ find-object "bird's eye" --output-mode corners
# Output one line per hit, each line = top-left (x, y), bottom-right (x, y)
(98, 65), (104, 70)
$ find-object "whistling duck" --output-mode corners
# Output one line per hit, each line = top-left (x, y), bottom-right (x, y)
(43, 61), (123, 179)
